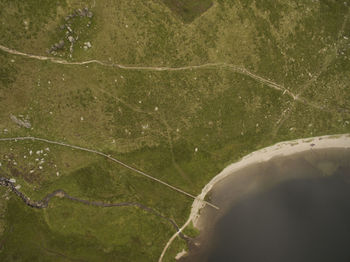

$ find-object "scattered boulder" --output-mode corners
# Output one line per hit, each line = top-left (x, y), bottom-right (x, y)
(48, 39), (65, 53)
(52, 7), (94, 56)
(10, 115), (31, 129)
(23, 20), (29, 30)
(58, 40), (65, 48)
(83, 41), (92, 50)
(82, 7), (89, 16)
(81, 7), (93, 18)
(65, 7), (93, 19)
(66, 25), (73, 33)
(87, 11), (93, 18)
(68, 36), (75, 43)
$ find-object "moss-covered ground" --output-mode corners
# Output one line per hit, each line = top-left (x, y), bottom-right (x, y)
(0, 0), (349, 261)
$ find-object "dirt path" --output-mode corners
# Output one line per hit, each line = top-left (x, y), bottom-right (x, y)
(0, 136), (219, 210)
(158, 134), (350, 261)
(0, 44), (321, 109)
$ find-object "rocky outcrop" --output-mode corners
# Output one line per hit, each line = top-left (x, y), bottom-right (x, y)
(49, 7), (94, 56)
(10, 115), (31, 129)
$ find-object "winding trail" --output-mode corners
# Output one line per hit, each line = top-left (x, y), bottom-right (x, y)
(0, 177), (189, 241)
(0, 43), (329, 259)
(0, 44), (321, 110)
(0, 136), (218, 210)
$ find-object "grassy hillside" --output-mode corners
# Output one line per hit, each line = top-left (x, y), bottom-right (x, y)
(0, 0), (349, 261)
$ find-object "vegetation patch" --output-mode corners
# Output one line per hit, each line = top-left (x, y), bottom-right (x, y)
(0, 0), (349, 261)
(162, 0), (213, 23)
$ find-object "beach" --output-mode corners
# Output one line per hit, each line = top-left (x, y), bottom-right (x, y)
(190, 134), (350, 228)
(183, 147), (350, 261)
(164, 134), (350, 261)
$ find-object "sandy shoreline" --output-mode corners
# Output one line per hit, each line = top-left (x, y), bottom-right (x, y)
(190, 133), (350, 227)
(159, 133), (350, 261)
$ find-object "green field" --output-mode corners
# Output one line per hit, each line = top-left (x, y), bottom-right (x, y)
(0, 0), (349, 261)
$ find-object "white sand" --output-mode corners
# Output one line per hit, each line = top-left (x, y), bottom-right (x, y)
(175, 249), (187, 260)
(190, 133), (350, 227)
(159, 133), (350, 262)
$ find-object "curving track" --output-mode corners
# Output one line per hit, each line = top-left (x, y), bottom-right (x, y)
(0, 176), (190, 241)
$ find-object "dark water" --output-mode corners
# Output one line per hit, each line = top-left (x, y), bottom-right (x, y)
(184, 148), (350, 262)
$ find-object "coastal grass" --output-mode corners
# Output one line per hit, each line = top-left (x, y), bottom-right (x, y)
(0, 0), (349, 261)
(161, 0), (213, 23)
(0, 197), (176, 261)
(162, 237), (188, 262)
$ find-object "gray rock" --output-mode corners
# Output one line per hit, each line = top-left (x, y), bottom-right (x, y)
(83, 41), (92, 50)
(68, 36), (75, 43)
(66, 25), (73, 33)
(76, 8), (83, 16)
(81, 7), (89, 16)
(10, 115), (31, 129)
(58, 40), (65, 48)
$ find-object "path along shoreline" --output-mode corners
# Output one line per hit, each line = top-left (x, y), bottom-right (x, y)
(160, 133), (350, 261)
(190, 134), (350, 227)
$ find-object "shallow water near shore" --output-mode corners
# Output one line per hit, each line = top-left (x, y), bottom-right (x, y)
(183, 148), (350, 262)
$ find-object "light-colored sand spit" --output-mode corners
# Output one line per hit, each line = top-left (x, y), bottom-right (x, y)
(159, 133), (350, 261)
(190, 134), (350, 227)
